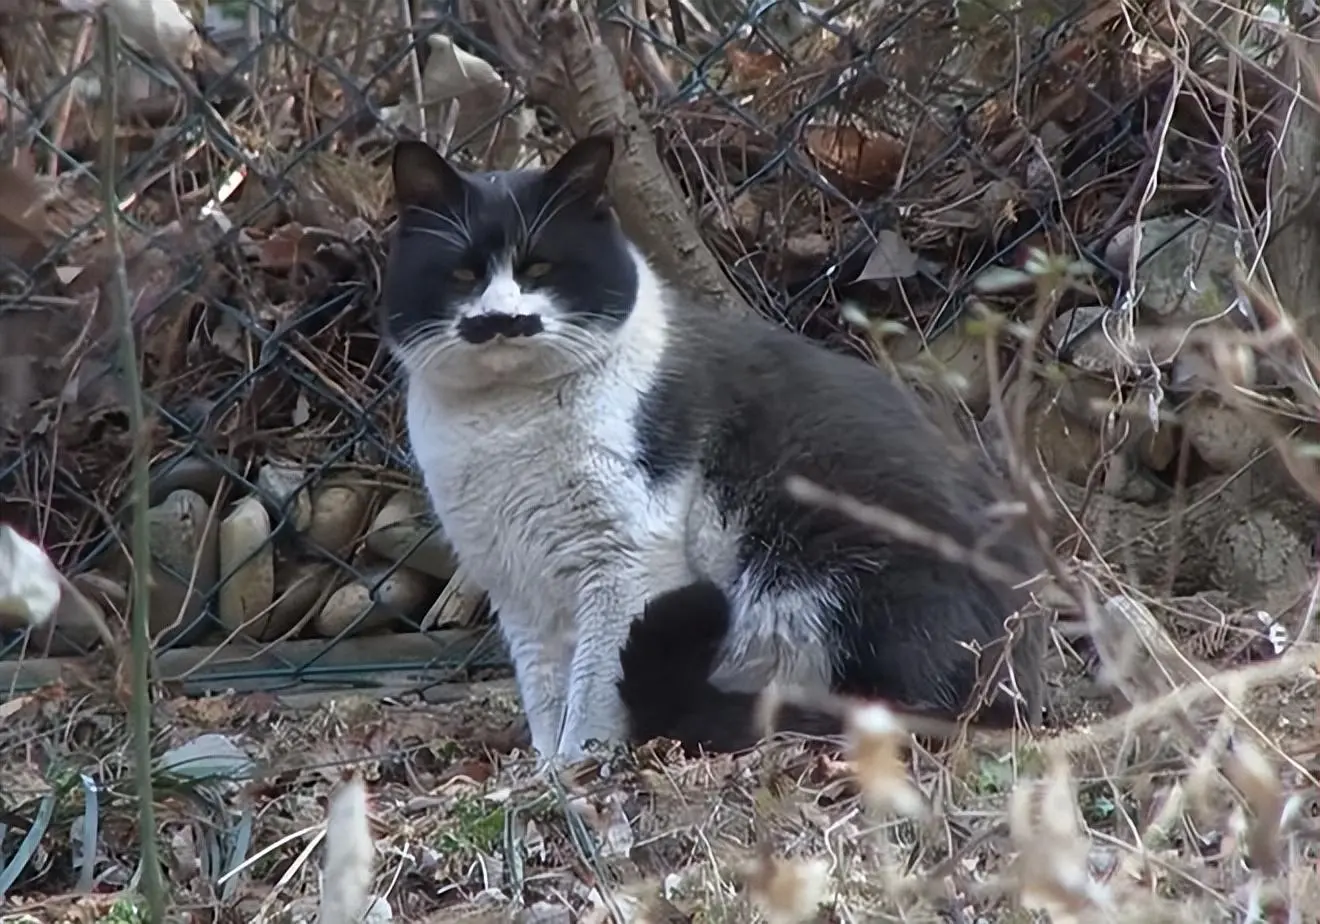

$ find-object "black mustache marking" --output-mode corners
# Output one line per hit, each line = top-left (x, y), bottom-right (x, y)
(456, 313), (545, 344)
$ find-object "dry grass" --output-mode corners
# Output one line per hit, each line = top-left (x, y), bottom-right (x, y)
(1, 630), (1318, 922)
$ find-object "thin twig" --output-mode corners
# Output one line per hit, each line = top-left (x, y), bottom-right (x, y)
(784, 474), (1028, 590)
(399, 0), (427, 144)
(98, 12), (166, 921)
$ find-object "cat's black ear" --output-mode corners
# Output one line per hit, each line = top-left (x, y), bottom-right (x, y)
(391, 140), (464, 210)
(543, 134), (614, 208)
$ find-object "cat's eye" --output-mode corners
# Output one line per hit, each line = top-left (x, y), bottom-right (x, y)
(452, 268), (478, 283)
(523, 262), (553, 279)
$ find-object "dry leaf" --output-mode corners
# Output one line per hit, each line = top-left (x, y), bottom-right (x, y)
(293, 392), (312, 427)
(423, 33), (505, 103)
(727, 47), (785, 84)
(0, 694), (34, 723)
(1088, 594), (1198, 705)
(258, 224), (311, 271)
(318, 775), (376, 924)
(108, 0), (201, 65)
(804, 124), (903, 193)
(599, 791), (635, 860)
(419, 34), (518, 164)
(0, 163), (55, 272)
(857, 229), (919, 281)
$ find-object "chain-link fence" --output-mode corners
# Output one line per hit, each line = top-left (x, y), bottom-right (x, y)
(0, 0), (1285, 696)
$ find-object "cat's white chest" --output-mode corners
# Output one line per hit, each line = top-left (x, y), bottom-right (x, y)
(405, 373), (691, 631)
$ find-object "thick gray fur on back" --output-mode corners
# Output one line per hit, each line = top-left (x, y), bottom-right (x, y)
(381, 134), (1045, 765)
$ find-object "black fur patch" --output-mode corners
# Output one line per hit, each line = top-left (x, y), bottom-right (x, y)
(618, 580), (844, 754)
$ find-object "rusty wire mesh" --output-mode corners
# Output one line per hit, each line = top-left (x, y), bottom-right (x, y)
(0, 0), (1284, 694)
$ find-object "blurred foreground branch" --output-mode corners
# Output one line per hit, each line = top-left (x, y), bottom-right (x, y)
(97, 11), (166, 920)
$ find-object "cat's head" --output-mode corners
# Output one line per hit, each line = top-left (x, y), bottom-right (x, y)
(380, 135), (639, 389)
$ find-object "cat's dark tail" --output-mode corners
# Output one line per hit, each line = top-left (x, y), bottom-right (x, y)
(618, 580), (843, 755)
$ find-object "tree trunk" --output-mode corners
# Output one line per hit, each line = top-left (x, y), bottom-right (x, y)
(488, 4), (752, 319)
(1264, 20), (1320, 369)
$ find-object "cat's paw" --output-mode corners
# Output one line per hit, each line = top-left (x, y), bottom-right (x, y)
(554, 738), (590, 767)
(557, 715), (627, 763)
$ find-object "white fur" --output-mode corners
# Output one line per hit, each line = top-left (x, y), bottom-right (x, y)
(712, 564), (835, 695)
(401, 245), (835, 761)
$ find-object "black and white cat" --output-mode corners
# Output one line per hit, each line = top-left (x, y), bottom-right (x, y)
(380, 134), (1047, 764)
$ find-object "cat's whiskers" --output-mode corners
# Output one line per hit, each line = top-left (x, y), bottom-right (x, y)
(396, 313), (613, 384)
(411, 225), (468, 250)
(503, 187), (531, 248)
(396, 321), (460, 374)
(397, 341), (454, 378)
(525, 181), (582, 250)
(563, 310), (631, 327)
(411, 231), (466, 255)
(404, 204), (471, 244)
(539, 327), (610, 373)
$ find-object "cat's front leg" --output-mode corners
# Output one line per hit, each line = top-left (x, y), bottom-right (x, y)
(501, 617), (574, 761)
(557, 581), (644, 762)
